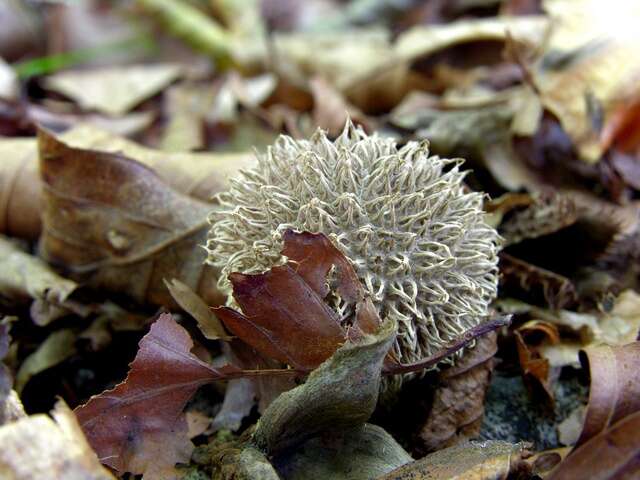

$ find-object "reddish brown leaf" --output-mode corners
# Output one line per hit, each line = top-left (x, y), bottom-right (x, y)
(548, 410), (640, 480)
(215, 265), (346, 371)
(576, 341), (640, 447)
(74, 313), (240, 478)
(282, 229), (363, 303)
(38, 128), (223, 308)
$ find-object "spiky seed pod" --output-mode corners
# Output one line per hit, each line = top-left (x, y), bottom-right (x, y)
(205, 122), (500, 370)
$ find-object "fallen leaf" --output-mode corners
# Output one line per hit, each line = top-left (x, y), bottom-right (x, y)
(164, 278), (231, 340)
(38, 128), (222, 307)
(274, 424), (413, 480)
(0, 123), (255, 240)
(186, 410), (211, 439)
(252, 318), (397, 455)
(532, 0), (640, 162)
(515, 330), (555, 405)
(0, 400), (115, 480)
(44, 63), (182, 115)
(0, 235), (88, 325)
(416, 332), (498, 454)
(379, 440), (531, 480)
(14, 328), (76, 394)
(499, 191), (579, 246)
(576, 341), (640, 446)
(548, 410), (640, 480)
(74, 314), (244, 478)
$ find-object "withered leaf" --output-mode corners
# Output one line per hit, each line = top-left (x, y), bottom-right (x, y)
(215, 265), (346, 371)
(0, 235), (88, 325)
(416, 332), (498, 454)
(548, 410), (640, 480)
(379, 440), (531, 480)
(38, 128), (222, 308)
(576, 341), (640, 447)
(44, 64), (182, 116)
(164, 278), (231, 340)
(217, 230), (510, 375)
(0, 400), (115, 480)
(281, 229), (362, 303)
(499, 252), (577, 310)
(514, 330), (555, 405)
(1, 123), (255, 240)
(74, 313), (242, 478)
(251, 318), (397, 456)
(14, 328), (76, 394)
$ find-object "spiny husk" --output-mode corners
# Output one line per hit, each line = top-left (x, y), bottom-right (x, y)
(206, 122), (500, 370)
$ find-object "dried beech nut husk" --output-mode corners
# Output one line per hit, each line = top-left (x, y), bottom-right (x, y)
(206, 121), (501, 370)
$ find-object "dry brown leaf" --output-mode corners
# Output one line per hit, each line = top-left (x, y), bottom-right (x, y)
(533, 0), (640, 162)
(499, 192), (578, 246)
(500, 252), (577, 309)
(44, 64), (182, 115)
(0, 123), (255, 240)
(548, 410), (640, 480)
(576, 341), (640, 447)
(0, 401), (115, 480)
(379, 440), (531, 480)
(416, 332), (498, 454)
(164, 278), (231, 340)
(38, 128), (222, 308)
(515, 330), (555, 405)
(0, 235), (89, 325)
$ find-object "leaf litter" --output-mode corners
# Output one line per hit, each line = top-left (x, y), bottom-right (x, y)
(1, 1), (640, 479)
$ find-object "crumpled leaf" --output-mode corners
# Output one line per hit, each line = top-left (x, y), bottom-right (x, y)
(309, 76), (370, 137)
(416, 332), (498, 454)
(0, 400), (115, 480)
(532, 0), (640, 163)
(38, 128), (222, 307)
(0, 235), (89, 325)
(379, 440), (531, 480)
(575, 341), (640, 447)
(0, 317), (24, 426)
(74, 313), (248, 478)
(0, 123), (255, 240)
(548, 410), (640, 480)
(14, 328), (76, 394)
(44, 63), (182, 115)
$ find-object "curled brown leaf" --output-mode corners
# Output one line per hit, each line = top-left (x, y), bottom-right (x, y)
(576, 341), (640, 447)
